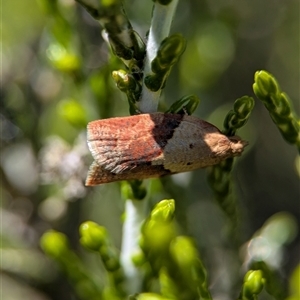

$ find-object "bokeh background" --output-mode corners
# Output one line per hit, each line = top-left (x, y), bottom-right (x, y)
(1, 0), (299, 299)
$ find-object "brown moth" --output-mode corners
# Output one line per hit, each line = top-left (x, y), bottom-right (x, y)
(86, 112), (247, 185)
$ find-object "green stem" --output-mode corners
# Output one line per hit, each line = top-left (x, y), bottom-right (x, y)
(139, 0), (179, 112)
(120, 0), (179, 292)
(120, 198), (148, 293)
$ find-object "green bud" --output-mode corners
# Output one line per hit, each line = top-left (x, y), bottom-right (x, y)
(112, 70), (142, 112)
(159, 268), (178, 297)
(223, 96), (254, 136)
(87, 0), (136, 61)
(165, 94), (200, 115)
(170, 236), (197, 265)
(40, 230), (70, 258)
(144, 73), (165, 92)
(103, 255), (121, 272)
(142, 220), (175, 251)
(269, 111), (288, 124)
(276, 93), (292, 117)
(224, 110), (247, 131)
(109, 38), (134, 61)
(152, 34), (186, 72)
(80, 223), (122, 274)
(170, 237), (212, 298)
(150, 199), (175, 222)
(229, 114), (247, 129)
(243, 270), (265, 296)
(145, 35), (185, 92)
(233, 96), (255, 119)
(253, 82), (265, 102)
(223, 110), (236, 130)
(253, 71), (300, 150)
(58, 98), (87, 128)
(79, 221), (107, 251)
(131, 30), (146, 62)
(265, 93), (292, 118)
(131, 250), (146, 267)
(269, 111), (300, 144)
(170, 237), (206, 280)
(254, 70), (279, 99)
(98, 244), (121, 273)
(79, 221), (121, 272)
(112, 70), (136, 91)
(277, 119), (300, 144)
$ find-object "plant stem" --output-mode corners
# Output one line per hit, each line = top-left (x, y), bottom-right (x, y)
(139, 0), (179, 112)
(120, 0), (179, 292)
(120, 199), (148, 293)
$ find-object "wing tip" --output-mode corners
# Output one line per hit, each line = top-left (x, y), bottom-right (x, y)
(85, 161), (105, 186)
(85, 160), (123, 186)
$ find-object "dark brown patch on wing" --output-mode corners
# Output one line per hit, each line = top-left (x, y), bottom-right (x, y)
(151, 113), (183, 148)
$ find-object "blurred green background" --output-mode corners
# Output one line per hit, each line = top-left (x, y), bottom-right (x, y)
(1, 0), (299, 299)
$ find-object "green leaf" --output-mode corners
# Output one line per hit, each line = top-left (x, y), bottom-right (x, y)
(165, 94), (200, 115)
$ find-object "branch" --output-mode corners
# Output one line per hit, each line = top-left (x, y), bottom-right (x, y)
(120, 197), (148, 293)
(139, 0), (179, 112)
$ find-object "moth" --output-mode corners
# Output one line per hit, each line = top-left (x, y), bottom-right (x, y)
(86, 112), (247, 185)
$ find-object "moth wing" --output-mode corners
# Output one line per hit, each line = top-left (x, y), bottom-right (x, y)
(162, 115), (247, 172)
(86, 160), (170, 185)
(86, 113), (248, 185)
(87, 115), (165, 174)
(85, 161), (117, 185)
